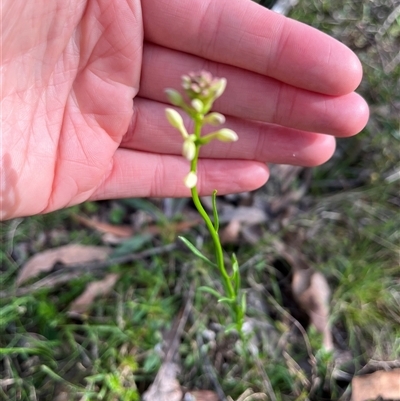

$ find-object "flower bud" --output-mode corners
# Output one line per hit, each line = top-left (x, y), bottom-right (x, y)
(198, 128), (238, 145)
(212, 78), (227, 99)
(182, 74), (191, 90)
(215, 128), (238, 142)
(165, 108), (183, 128)
(165, 108), (188, 138)
(165, 89), (184, 107)
(191, 98), (204, 113)
(182, 136), (196, 161)
(183, 171), (198, 188)
(203, 112), (226, 126)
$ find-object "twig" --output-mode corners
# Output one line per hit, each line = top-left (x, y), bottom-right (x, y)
(383, 50), (400, 74)
(375, 5), (400, 41)
(357, 359), (400, 375)
(375, 5), (400, 73)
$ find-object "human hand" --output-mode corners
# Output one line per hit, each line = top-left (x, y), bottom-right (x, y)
(0, 0), (369, 220)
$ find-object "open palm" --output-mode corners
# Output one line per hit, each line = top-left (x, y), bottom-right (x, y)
(2, 0), (143, 219)
(1, 0), (369, 220)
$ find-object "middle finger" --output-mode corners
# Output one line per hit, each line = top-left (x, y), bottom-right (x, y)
(138, 43), (369, 137)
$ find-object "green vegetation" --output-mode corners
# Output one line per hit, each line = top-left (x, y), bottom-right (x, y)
(1, 1), (399, 400)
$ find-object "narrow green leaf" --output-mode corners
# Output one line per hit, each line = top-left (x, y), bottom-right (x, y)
(241, 292), (247, 315)
(231, 253), (239, 274)
(218, 297), (235, 305)
(212, 190), (219, 232)
(111, 233), (153, 258)
(40, 365), (66, 383)
(178, 236), (217, 268)
(198, 286), (222, 299)
(0, 347), (41, 356)
(224, 323), (237, 334)
(231, 253), (240, 293)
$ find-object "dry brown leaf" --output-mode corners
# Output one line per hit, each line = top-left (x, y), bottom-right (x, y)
(219, 206), (267, 244)
(351, 369), (400, 401)
(292, 269), (333, 350)
(17, 244), (111, 286)
(68, 273), (120, 315)
(53, 391), (69, 401)
(101, 232), (131, 245)
(96, 218), (201, 244)
(220, 219), (241, 244)
(219, 206), (267, 225)
(73, 214), (133, 238)
(274, 240), (333, 350)
(184, 390), (219, 401)
(142, 362), (182, 401)
(145, 219), (202, 235)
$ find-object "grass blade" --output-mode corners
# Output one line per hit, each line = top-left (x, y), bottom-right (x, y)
(178, 236), (217, 268)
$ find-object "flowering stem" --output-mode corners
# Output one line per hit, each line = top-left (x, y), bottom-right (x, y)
(190, 119), (238, 320)
(165, 71), (245, 333)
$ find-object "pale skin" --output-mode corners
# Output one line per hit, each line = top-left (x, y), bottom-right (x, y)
(1, 0), (369, 220)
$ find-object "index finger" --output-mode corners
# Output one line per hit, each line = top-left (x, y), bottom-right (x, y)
(142, 0), (362, 96)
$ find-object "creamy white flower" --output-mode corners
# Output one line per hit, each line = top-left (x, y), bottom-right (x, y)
(183, 171), (198, 188)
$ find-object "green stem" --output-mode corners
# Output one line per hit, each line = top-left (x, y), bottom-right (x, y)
(190, 119), (236, 304)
